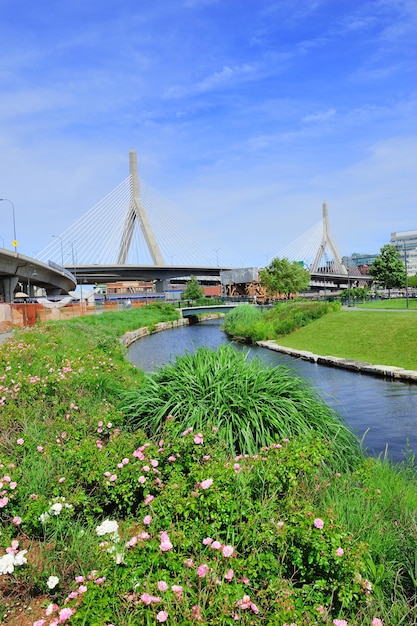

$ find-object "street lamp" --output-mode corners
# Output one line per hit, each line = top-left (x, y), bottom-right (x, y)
(0, 198), (18, 252)
(53, 235), (64, 268)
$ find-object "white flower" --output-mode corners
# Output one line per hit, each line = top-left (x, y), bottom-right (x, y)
(115, 552), (125, 564)
(50, 502), (63, 516)
(96, 519), (119, 537)
(39, 512), (50, 523)
(0, 553), (16, 575)
(13, 550), (27, 566)
(0, 550), (27, 575)
(47, 575), (60, 589)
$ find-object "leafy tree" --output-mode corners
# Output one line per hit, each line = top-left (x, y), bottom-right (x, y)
(182, 275), (204, 301)
(259, 257), (310, 299)
(408, 274), (417, 288)
(369, 244), (406, 295)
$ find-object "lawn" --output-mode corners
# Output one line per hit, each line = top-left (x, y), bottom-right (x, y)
(274, 310), (417, 371)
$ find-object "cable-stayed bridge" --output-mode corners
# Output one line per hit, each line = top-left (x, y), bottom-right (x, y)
(37, 150), (240, 269)
(33, 149), (366, 290)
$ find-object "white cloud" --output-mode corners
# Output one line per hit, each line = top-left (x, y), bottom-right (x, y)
(302, 108), (336, 124)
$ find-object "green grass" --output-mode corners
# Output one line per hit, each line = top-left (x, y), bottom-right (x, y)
(272, 309), (417, 370)
(355, 297), (417, 310)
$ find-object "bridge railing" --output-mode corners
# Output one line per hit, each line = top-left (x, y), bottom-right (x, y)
(48, 260), (76, 282)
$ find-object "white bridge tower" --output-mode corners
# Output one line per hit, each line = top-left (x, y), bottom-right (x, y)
(310, 203), (347, 275)
(117, 149), (165, 265)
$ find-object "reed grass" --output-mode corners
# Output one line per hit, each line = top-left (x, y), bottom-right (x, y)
(122, 344), (361, 466)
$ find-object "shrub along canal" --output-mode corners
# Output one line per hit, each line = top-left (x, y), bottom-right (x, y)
(127, 318), (417, 463)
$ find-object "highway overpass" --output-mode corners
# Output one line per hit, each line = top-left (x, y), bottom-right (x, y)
(0, 249), (76, 303)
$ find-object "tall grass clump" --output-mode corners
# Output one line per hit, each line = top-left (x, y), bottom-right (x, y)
(122, 344), (361, 467)
(224, 301), (340, 342)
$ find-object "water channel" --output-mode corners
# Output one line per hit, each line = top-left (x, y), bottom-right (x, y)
(127, 319), (417, 463)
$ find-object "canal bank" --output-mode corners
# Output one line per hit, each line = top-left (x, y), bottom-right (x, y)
(256, 340), (417, 384)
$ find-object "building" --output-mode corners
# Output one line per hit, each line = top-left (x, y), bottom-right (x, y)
(389, 230), (417, 276)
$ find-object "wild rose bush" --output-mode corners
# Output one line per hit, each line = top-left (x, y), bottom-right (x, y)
(2, 413), (380, 625)
(0, 316), (414, 624)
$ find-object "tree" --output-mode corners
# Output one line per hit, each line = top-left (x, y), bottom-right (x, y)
(182, 275), (204, 301)
(259, 257), (310, 299)
(369, 244), (406, 296)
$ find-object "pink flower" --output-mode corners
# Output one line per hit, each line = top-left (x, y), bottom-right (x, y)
(143, 465), (150, 472)
(160, 531), (173, 551)
(197, 563), (209, 578)
(200, 478), (213, 490)
(109, 474), (117, 482)
(194, 433), (203, 444)
(143, 515), (152, 525)
(58, 607), (74, 622)
(156, 611), (168, 623)
(144, 494), (154, 505)
(333, 620), (348, 626)
(75, 576), (85, 583)
(58, 477), (66, 483)
(12, 516), (21, 525)
(222, 545), (234, 558)
(313, 518), (324, 529)
(151, 459), (159, 467)
(171, 584), (183, 597)
(138, 476), (146, 484)
(224, 568), (234, 581)
(211, 541), (221, 550)
(37, 446), (44, 452)
(158, 580), (168, 591)
(33, 620), (46, 626)
(335, 547), (344, 556)
(78, 585), (87, 593)
(192, 605), (203, 621)
(141, 592), (153, 605)
(16, 438), (24, 445)
(0, 496), (9, 508)
(202, 537), (213, 545)
(372, 619), (383, 626)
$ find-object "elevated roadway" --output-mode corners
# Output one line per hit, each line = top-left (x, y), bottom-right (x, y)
(0, 249), (76, 303)
(65, 264), (233, 286)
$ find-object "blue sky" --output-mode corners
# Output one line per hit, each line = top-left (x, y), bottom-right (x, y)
(1, 0), (416, 267)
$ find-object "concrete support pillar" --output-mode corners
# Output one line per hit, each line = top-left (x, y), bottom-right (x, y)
(0, 277), (18, 303)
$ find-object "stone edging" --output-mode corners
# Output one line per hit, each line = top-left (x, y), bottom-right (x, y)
(120, 313), (224, 348)
(256, 340), (417, 384)
(120, 318), (189, 347)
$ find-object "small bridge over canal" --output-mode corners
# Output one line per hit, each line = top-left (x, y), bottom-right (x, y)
(179, 303), (246, 321)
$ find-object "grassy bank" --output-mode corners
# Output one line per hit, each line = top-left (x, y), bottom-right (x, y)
(274, 309), (417, 370)
(224, 302), (417, 371)
(0, 306), (416, 625)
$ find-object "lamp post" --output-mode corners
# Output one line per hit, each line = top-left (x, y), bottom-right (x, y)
(0, 198), (18, 252)
(53, 235), (64, 268)
(347, 262), (351, 306)
(403, 241), (409, 310)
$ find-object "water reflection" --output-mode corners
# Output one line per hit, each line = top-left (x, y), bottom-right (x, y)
(127, 319), (417, 462)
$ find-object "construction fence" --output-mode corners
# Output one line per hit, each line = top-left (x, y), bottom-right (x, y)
(0, 299), (150, 333)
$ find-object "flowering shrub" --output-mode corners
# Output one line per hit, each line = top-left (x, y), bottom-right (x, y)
(0, 317), (415, 624)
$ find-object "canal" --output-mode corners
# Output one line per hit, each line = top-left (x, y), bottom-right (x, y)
(127, 318), (417, 463)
